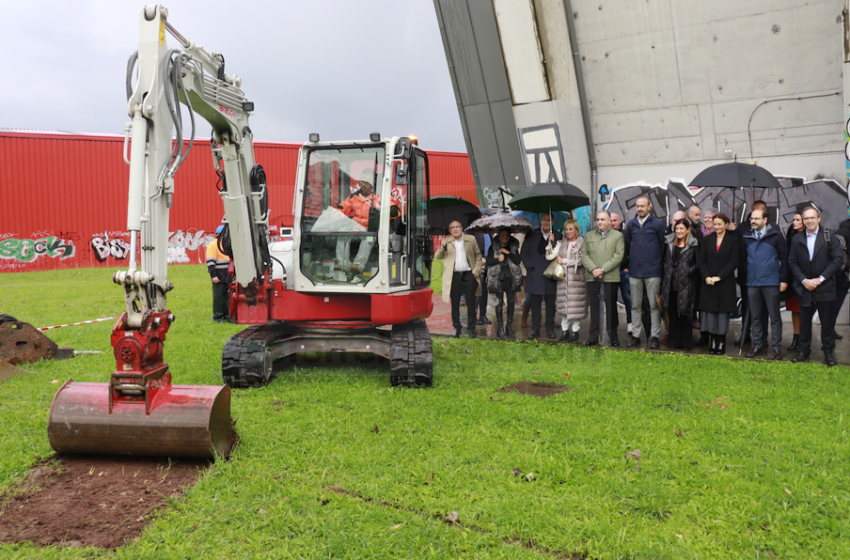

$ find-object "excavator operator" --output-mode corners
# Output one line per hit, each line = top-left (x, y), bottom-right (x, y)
(334, 169), (399, 275)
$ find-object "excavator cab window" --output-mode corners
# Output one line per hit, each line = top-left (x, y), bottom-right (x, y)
(300, 146), (385, 285)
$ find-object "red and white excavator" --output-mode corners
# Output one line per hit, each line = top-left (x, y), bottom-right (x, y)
(47, 5), (434, 460)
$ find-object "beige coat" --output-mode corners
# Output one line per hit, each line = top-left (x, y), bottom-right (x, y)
(555, 237), (589, 320)
(435, 234), (483, 304)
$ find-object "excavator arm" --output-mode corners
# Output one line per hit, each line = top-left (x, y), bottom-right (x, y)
(116, 4), (270, 326)
(46, 5), (257, 460)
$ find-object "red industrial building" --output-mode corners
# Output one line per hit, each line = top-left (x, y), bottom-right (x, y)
(0, 130), (476, 273)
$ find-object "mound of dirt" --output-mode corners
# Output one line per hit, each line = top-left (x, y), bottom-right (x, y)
(0, 455), (209, 549)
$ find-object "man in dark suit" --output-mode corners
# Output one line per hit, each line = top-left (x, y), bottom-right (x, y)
(788, 206), (844, 366)
(520, 212), (563, 340)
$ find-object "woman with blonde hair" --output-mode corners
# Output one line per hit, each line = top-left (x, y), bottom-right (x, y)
(660, 219), (699, 349)
(555, 219), (588, 342)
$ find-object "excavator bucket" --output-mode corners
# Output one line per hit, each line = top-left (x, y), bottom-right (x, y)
(47, 313), (236, 460)
(48, 379), (235, 459)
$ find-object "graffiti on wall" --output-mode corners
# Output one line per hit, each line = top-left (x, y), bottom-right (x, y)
(0, 235), (76, 263)
(169, 229), (214, 251)
(88, 228), (216, 264)
(481, 187), (503, 209)
(91, 236), (131, 262)
(604, 177), (848, 234)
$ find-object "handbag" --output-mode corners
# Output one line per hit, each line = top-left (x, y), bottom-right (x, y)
(543, 259), (565, 281)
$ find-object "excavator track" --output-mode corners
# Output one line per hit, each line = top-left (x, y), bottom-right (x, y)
(222, 324), (293, 388)
(390, 319), (433, 388)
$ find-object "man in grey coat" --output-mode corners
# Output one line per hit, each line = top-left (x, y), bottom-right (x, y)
(581, 211), (625, 346)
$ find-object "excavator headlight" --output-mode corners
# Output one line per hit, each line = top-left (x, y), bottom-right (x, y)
(242, 101), (255, 112)
(370, 132), (381, 142)
(309, 133), (320, 143)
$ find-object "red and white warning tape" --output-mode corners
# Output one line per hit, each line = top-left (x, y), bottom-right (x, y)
(37, 317), (118, 331)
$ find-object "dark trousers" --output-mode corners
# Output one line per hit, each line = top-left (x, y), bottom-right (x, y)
(478, 270), (488, 319)
(667, 291), (692, 350)
(618, 270), (632, 324)
(800, 300), (836, 353)
(588, 281), (619, 341)
(832, 287), (848, 332)
(748, 286), (782, 350)
(529, 293), (556, 332)
(450, 271), (478, 332)
(739, 284), (768, 341)
(494, 287), (516, 321)
(212, 282), (229, 321)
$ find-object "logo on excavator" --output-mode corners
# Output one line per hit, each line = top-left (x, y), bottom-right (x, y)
(219, 104), (236, 117)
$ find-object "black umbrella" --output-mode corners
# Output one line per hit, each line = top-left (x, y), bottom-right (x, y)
(508, 182), (590, 213)
(427, 196), (481, 235)
(689, 161), (782, 189)
(465, 211), (533, 235)
(690, 162), (784, 226)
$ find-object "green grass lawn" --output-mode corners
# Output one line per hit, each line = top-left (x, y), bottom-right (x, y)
(1, 266), (849, 559)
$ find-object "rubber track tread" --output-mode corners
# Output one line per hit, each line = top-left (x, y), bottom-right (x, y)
(390, 319), (433, 387)
(222, 324), (292, 388)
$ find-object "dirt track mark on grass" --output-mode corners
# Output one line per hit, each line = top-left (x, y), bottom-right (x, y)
(325, 486), (593, 559)
(0, 455), (209, 549)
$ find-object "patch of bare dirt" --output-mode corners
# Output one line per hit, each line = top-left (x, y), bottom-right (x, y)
(497, 382), (571, 398)
(0, 455), (210, 549)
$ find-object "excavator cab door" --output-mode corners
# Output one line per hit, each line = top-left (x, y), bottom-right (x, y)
(388, 146), (431, 289)
(410, 149), (431, 288)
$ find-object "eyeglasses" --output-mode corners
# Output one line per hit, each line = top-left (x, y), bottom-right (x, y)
(449, 225), (462, 229)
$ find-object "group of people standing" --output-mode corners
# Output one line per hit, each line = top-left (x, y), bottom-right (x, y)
(437, 196), (848, 367)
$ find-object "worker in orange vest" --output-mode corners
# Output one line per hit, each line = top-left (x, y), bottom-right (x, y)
(206, 225), (232, 322)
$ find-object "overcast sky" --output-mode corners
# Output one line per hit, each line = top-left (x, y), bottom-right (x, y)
(2, 0), (466, 152)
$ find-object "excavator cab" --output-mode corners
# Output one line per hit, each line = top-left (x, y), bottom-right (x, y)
(222, 135), (435, 389)
(295, 137), (431, 290)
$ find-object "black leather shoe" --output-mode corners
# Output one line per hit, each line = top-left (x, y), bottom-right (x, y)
(557, 332), (569, 342)
(791, 351), (810, 363)
(453, 328), (462, 338)
(773, 349), (783, 361)
(528, 330), (539, 341)
(610, 338), (620, 347)
(585, 339), (599, 346)
(649, 337), (660, 349)
(569, 331), (580, 343)
(469, 332), (477, 339)
(746, 347), (765, 359)
(476, 319), (486, 326)
(835, 333), (843, 340)
(696, 333), (710, 347)
(480, 315), (492, 325)
(546, 329), (556, 339)
(824, 351), (838, 367)
(627, 336), (641, 348)
(505, 325), (515, 338)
